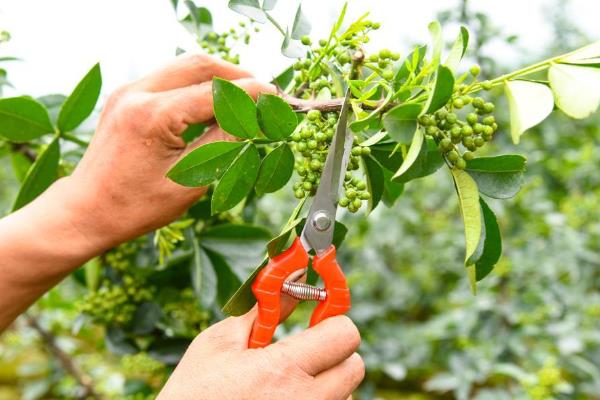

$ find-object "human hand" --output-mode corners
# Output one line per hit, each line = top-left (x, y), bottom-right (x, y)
(157, 309), (364, 400)
(63, 54), (274, 253)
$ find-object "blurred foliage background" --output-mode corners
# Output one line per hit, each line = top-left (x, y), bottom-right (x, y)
(0, 1), (599, 399)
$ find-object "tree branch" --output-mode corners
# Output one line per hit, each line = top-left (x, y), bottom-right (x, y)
(25, 314), (99, 400)
(283, 94), (396, 113)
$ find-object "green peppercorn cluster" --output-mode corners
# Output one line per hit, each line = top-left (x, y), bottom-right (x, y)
(365, 48), (400, 82)
(199, 21), (257, 65)
(292, 20), (380, 97)
(163, 288), (211, 337)
(290, 109), (371, 212)
(104, 240), (142, 271)
(419, 65), (498, 169)
(77, 275), (155, 325)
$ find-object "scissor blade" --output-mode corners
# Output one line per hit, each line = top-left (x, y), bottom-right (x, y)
(316, 90), (353, 206)
(300, 90), (352, 254)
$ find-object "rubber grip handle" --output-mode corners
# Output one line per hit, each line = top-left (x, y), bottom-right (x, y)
(249, 238), (309, 348)
(309, 245), (351, 327)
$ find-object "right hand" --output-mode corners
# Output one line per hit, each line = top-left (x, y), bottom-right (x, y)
(157, 310), (364, 400)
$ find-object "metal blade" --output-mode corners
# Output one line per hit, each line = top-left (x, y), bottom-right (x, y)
(300, 89), (353, 254)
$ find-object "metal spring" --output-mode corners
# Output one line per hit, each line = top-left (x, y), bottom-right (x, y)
(282, 281), (327, 301)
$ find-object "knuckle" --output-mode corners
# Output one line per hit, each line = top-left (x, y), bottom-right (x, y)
(187, 53), (214, 70)
(334, 316), (361, 349)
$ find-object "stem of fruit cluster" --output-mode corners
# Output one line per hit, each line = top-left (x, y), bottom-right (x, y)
(265, 12), (286, 36)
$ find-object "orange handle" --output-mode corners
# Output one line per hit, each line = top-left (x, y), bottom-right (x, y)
(309, 245), (351, 327)
(249, 238), (309, 348)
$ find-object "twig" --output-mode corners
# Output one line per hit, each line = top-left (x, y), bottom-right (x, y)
(283, 94), (397, 113)
(25, 314), (99, 399)
(10, 143), (37, 163)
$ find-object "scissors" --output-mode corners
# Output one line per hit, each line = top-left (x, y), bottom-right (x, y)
(249, 90), (353, 349)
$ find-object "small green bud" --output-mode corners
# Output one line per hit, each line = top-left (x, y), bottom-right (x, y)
(483, 102), (495, 113)
(297, 142), (307, 152)
(473, 97), (485, 109)
(361, 146), (371, 156)
(352, 199), (362, 209)
(368, 54), (379, 62)
(462, 137), (474, 148)
(319, 39), (328, 47)
(483, 125), (494, 136)
(378, 60), (388, 69)
(439, 138), (452, 151)
(469, 64), (481, 76)
(481, 80), (493, 90)
(382, 70), (394, 80)
(307, 139), (318, 149)
(301, 35), (311, 46)
(474, 137), (485, 147)
(315, 132), (327, 142)
(446, 113), (457, 124)
(359, 192), (371, 200)
(473, 123), (485, 134)
(351, 147), (362, 156)
(483, 116), (495, 126)
(291, 132), (301, 141)
(451, 127), (462, 139)
(372, 22), (381, 29)
(346, 189), (357, 199)
(339, 197), (350, 207)
(379, 49), (392, 59)
(303, 181), (313, 191)
(426, 126), (439, 137)
(356, 181), (367, 190)
(295, 189), (305, 199)
(461, 125), (474, 137)
(466, 113), (478, 125)
(345, 172), (352, 181)
(390, 52), (400, 61)
(309, 159), (321, 170)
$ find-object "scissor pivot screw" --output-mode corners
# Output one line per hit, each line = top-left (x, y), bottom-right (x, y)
(312, 211), (331, 231)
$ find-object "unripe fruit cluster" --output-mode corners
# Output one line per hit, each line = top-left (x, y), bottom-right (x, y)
(199, 21), (257, 65)
(366, 48), (400, 81)
(290, 110), (371, 212)
(121, 352), (165, 376)
(420, 93), (498, 169)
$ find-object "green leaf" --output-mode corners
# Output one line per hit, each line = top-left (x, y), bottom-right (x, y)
(548, 63), (600, 119)
(0, 97), (53, 142)
(182, 2), (213, 38)
(256, 94), (298, 140)
(381, 169), (404, 207)
(201, 224), (271, 281)
(504, 79), (554, 144)
(12, 137), (60, 211)
(475, 197), (502, 281)
(131, 302), (162, 335)
(10, 151), (32, 182)
(291, 4), (311, 40)
(262, 0), (277, 10)
(181, 123), (207, 144)
(428, 21), (442, 68)
(188, 228), (217, 309)
(211, 144), (260, 214)
(370, 143), (403, 171)
(167, 141), (245, 187)
(394, 45), (427, 89)
(272, 65), (294, 91)
(281, 28), (304, 58)
(266, 198), (306, 257)
(57, 63), (102, 132)
(255, 143), (294, 195)
(392, 128), (423, 180)
(228, 0), (266, 23)
(383, 103), (422, 143)
(393, 138), (444, 184)
(465, 155), (527, 199)
(451, 169), (482, 294)
(207, 248), (242, 307)
(445, 26), (469, 72)
(361, 155), (384, 213)
(360, 131), (388, 147)
(424, 65), (454, 114)
(213, 78), (260, 139)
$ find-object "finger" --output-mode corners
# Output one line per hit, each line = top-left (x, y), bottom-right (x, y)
(159, 78), (276, 129)
(314, 353), (365, 400)
(134, 53), (252, 92)
(267, 315), (361, 376)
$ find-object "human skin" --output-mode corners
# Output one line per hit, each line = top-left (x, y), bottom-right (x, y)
(0, 54), (364, 399)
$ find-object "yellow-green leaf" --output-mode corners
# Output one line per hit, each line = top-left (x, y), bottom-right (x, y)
(451, 168), (482, 293)
(548, 63), (600, 119)
(392, 128), (423, 180)
(504, 80), (554, 144)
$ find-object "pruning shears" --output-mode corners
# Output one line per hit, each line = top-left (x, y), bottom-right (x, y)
(249, 90), (353, 349)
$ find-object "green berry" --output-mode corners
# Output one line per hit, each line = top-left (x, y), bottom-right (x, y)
(372, 22), (381, 29)
(301, 35), (311, 46)
(359, 192), (371, 200)
(297, 142), (307, 152)
(418, 115), (432, 126)
(469, 64), (481, 76)
(439, 138), (452, 151)
(455, 158), (467, 170)
(378, 60), (388, 69)
(435, 109), (448, 120)
(481, 80), (493, 90)
(309, 159), (321, 171)
(382, 70), (394, 80)
(447, 150), (459, 162)
(446, 113), (457, 124)
(453, 98), (464, 109)
(467, 113), (478, 125)
(450, 127), (462, 139)
(346, 189), (357, 199)
(307, 109), (321, 121)
(474, 137), (485, 147)
(379, 49), (391, 59)
(462, 137), (474, 148)
(295, 189), (305, 199)
(368, 54), (378, 62)
(291, 132), (301, 141)
(483, 125), (494, 136)
(473, 97), (485, 109)
(361, 147), (371, 156)
(463, 151), (475, 161)
(474, 123), (484, 134)
(345, 172), (352, 181)
(461, 125), (474, 137)
(307, 139), (318, 149)
(351, 147), (362, 156)
(356, 181), (367, 190)
(426, 126), (439, 137)
(339, 197), (350, 207)
(303, 181), (313, 191)
(391, 52), (400, 61)
(315, 132), (326, 142)
(319, 39), (327, 47)
(483, 102), (495, 113)
(352, 199), (362, 209)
